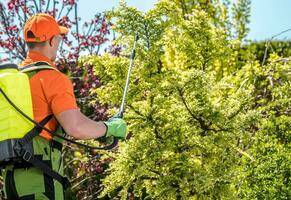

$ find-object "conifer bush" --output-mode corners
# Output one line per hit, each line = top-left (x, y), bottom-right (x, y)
(80, 1), (290, 199)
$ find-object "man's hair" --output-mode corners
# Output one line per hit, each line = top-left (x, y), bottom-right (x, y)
(25, 31), (47, 49)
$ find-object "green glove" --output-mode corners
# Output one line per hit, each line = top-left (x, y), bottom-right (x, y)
(104, 117), (127, 138)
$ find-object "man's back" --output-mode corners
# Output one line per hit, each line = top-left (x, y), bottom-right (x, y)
(20, 52), (78, 139)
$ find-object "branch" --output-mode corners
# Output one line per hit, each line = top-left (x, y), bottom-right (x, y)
(144, 21), (151, 49)
(176, 87), (210, 131)
(16, 7), (24, 23)
(24, 0), (27, 22)
(96, 43), (101, 55)
(85, 21), (94, 35)
(63, 158), (82, 170)
(74, 3), (80, 57)
(64, 4), (74, 18)
(86, 187), (104, 199)
(71, 175), (95, 190)
(16, 38), (27, 60)
(45, 0), (50, 12)
(39, 0), (42, 12)
(57, 0), (65, 19)
(227, 102), (247, 120)
(139, 175), (159, 181)
(16, 6), (27, 58)
(233, 146), (255, 162)
(32, 0), (39, 12)
(53, 0), (56, 18)
(262, 28), (291, 66)
(128, 104), (146, 118)
(180, 0), (188, 18)
(274, 57), (291, 63)
(89, 21), (97, 36)
(0, 9), (26, 59)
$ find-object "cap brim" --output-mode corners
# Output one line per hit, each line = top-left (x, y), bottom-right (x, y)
(59, 26), (69, 34)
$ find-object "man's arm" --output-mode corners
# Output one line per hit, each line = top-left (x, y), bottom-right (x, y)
(55, 109), (107, 139)
(44, 72), (126, 140)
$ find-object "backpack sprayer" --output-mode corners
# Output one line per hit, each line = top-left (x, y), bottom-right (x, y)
(0, 33), (139, 188)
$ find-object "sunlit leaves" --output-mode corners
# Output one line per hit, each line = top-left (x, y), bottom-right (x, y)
(83, 1), (289, 199)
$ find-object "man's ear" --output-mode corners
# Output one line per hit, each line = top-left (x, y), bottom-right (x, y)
(49, 36), (54, 47)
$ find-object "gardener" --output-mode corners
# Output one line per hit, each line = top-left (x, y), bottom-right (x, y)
(2, 13), (126, 200)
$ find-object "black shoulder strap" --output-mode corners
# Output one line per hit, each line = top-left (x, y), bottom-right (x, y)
(17, 115), (53, 146)
(13, 115), (70, 189)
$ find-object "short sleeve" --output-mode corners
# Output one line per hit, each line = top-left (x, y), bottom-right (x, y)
(40, 70), (79, 115)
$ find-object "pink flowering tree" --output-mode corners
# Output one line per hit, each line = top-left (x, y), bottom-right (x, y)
(0, 0), (115, 198)
(0, 0), (112, 117)
(0, 0), (110, 60)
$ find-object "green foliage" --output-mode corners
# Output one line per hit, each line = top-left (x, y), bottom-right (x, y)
(95, 65), (258, 199)
(231, 0), (251, 41)
(162, 11), (234, 79)
(239, 116), (290, 199)
(78, 0), (290, 199)
(235, 55), (291, 199)
(241, 40), (291, 63)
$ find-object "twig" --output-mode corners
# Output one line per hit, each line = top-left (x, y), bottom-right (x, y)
(24, 0), (27, 22)
(64, 5), (74, 18)
(63, 158), (82, 170)
(39, 0), (42, 12)
(57, 0), (65, 19)
(176, 86), (209, 131)
(262, 28), (291, 66)
(234, 146), (255, 162)
(274, 57), (291, 63)
(71, 176), (95, 190)
(53, 0), (56, 18)
(144, 21), (151, 49)
(75, 3), (80, 46)
(32, 0), (39, 13)
(128, 104), (146, 117)
(86, 187), (104, 200)
(45, 0), (50, 12)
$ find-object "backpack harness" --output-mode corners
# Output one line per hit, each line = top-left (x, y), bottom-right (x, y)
(0, 62), (70, 189)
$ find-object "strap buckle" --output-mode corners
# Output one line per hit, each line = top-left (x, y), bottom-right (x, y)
(22, 151), (32, 162)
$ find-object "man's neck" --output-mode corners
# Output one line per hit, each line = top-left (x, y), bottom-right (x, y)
(28, 48), (52, 61)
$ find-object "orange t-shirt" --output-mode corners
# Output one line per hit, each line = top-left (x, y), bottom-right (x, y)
(20, 51), (78, 140)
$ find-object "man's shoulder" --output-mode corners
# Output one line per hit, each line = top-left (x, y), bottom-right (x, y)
(31, 69), (72, 88)
(35, 68), (68, 79)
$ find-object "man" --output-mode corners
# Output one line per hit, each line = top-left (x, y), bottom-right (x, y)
(2, 13), (126, 200)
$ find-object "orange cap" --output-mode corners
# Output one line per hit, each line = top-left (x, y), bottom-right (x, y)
(24, 13), (69, 42)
